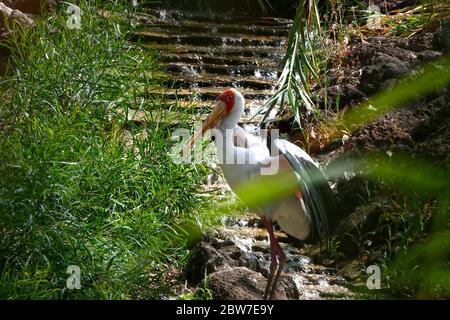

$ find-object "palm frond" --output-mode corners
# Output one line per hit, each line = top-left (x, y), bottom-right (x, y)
(256, 0), (273, 15)
(256, 0), (323, 129)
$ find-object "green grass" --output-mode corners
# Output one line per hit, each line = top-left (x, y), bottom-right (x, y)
(0, 1), (213, 299)
(367, 155), (450, 299)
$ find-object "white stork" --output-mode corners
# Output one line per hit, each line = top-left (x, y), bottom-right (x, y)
(184, 88), (337, 300)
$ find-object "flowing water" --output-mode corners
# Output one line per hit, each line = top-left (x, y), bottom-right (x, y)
(135, 4), (352, 299)
(133, 6), (287, 122)
(217, 215), (353, 299)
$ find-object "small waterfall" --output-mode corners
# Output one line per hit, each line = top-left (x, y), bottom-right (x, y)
(143, 0), (297, 18)
(133, 4), (292, 127)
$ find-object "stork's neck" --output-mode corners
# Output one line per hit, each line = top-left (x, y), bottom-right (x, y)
(215, 110), (240, 152)
(213, 91), (245, 159)
(213, 122), (236, 150)
(213, 116), (239, 164)
(217, 112), (240, 131)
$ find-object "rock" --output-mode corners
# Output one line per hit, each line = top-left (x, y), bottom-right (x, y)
(333, 175), (372, 217)
(417, 50), (442, 63)
(360, 53), (409, 94)
(247, 217), (264, 228)
(354, 37), (418, 63)
(370, 0), (405, 13)
(319, 84), (365, 109)
(251, 244), (268, 254)
(208, 267), (299, 300)
(2, 0), (56, 15)
(186, 238), (270, 285)
(0, 2), (35, 30)
(413, 93), (450, 159)
(211, 238), (235, 248)
(186, 241), (241, 284)
(333, 198), (403, 258)
(343, 83), (449, 156)
(315, 251), (346, 268)
(433, 20), (450, 53)
(336, 259), (364, 281)
(405, 32), (435, 52)
(208, 267), (266, 300)
(392, 0), (421, 10)
(335, 201), (383, 236)
(240, 251), (269, 276)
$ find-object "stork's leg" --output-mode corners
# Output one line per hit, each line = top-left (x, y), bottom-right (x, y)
(262, 217), (276, 300)
(261, 217), (287, 300)
(269, 247), (286, 300)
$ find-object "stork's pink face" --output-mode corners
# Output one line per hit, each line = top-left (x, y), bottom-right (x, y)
(183, 89), (236, 153)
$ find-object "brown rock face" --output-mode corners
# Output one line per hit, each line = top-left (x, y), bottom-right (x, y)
(208, 267), (299, 300)
(2, 0), (56, 15)
(0, 3), (34, 25)
(0, 0), (56, 69)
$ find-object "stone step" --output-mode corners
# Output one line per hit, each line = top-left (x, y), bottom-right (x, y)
(141, 87), (273, 101)
(118, 108), (263, 125)
(146, 43), (285, 59)
(141, 21), (289, 38)
(141, 7), (293, 26)
(159, 98), (266, 112)
(158, 52), (279, 68)
(166, 73), (275, 90)
(131, 30), (286, 47)
(130, 7), (285, 129)
(162, 62), (280, 78)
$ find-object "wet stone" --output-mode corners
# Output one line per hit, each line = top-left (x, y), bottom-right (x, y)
(417, 50), (442, 63)
(186, 216), (353, 300)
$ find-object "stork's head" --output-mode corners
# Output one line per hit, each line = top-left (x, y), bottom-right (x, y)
(215, 88), (245, 129)
(184, 88), (244, 152)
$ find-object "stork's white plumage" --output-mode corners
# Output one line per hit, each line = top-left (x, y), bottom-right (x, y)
(185, 88), (337, 299)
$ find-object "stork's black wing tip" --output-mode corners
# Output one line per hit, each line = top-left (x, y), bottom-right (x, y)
(275, 139), (339, 242)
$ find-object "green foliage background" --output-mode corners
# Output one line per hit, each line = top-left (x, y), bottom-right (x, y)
(0, 1), (210, 299)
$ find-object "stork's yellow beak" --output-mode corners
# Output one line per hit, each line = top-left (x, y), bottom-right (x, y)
(183, 99), (227, 155)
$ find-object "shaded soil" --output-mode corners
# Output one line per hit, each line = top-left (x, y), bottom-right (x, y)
(327, 30), (449, 157)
